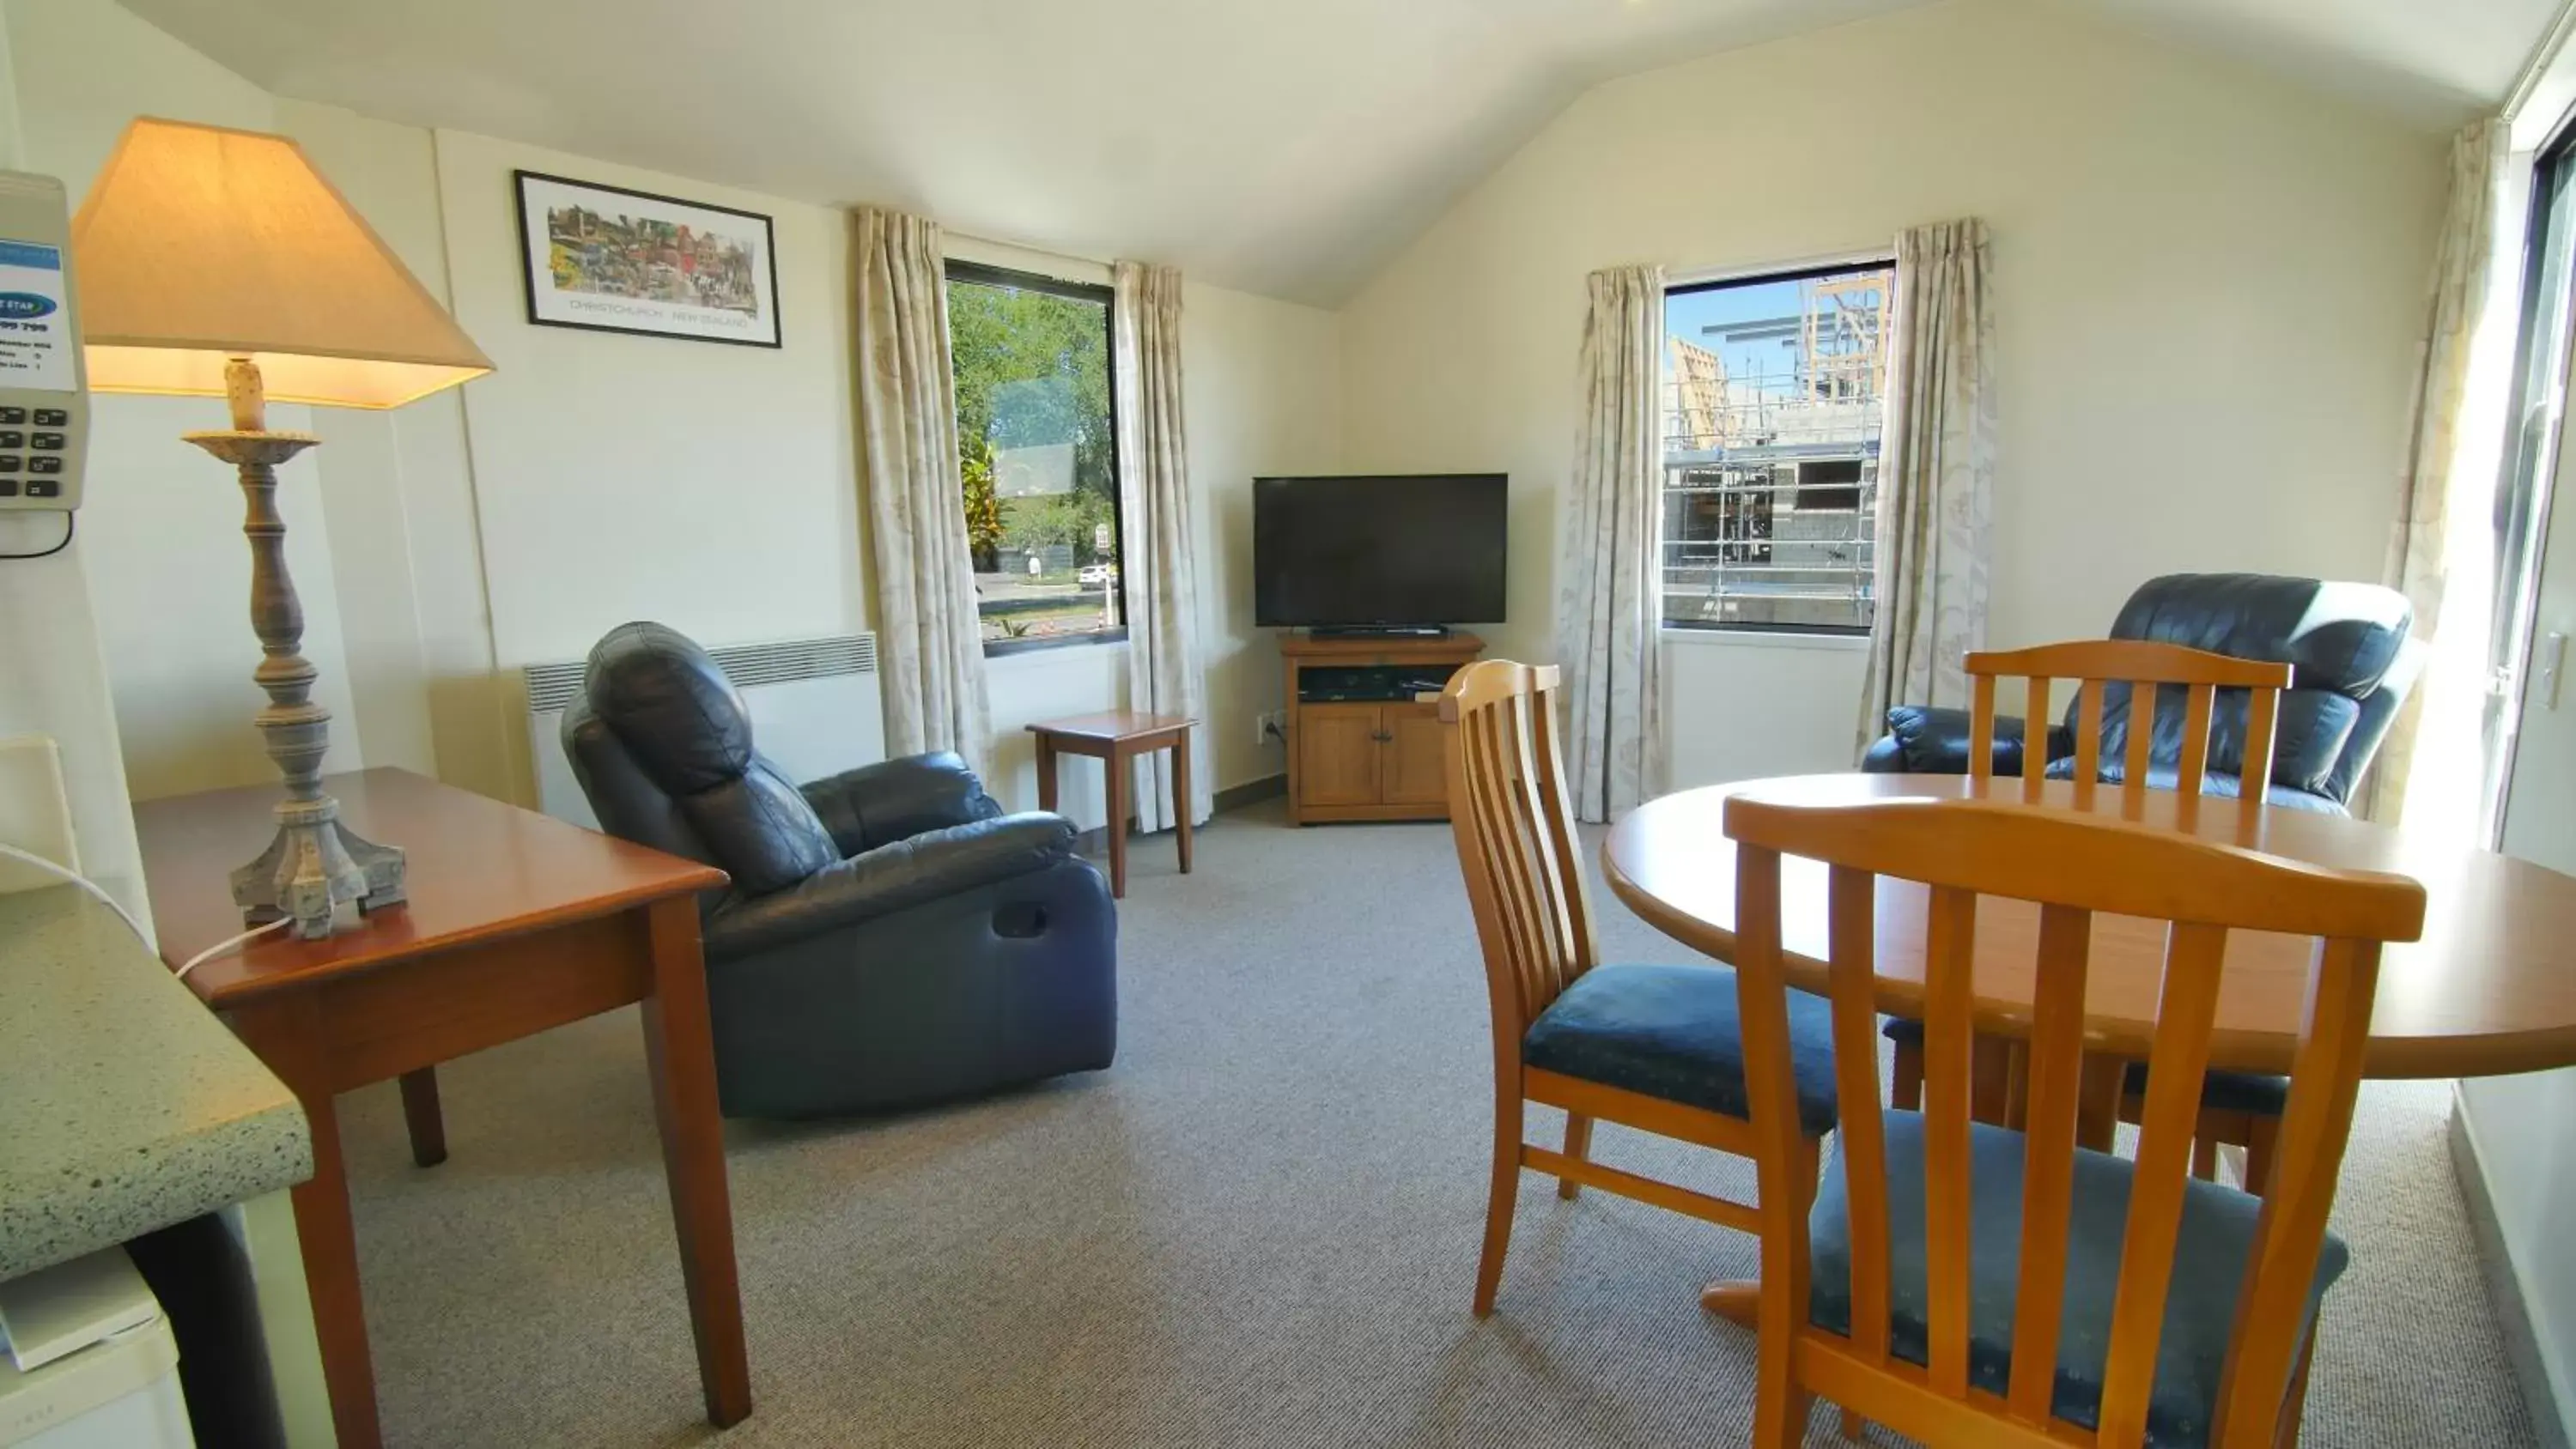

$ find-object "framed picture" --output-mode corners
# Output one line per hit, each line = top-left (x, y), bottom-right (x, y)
(513, 171), (781, 348)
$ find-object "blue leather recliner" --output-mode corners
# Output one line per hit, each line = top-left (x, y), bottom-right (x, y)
(1861, 573), (2424, 815)
(562, 621), (1117, 1119)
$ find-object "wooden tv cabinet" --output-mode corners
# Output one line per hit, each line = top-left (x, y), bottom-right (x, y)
(1279, 631), (1485, 825)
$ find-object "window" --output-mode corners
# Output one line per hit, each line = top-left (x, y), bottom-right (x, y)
(944, 261), (1123, 651)
(1662, 260), (1893, 634)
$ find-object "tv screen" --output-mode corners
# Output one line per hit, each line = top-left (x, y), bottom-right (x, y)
(1253, 474), (1507, 627)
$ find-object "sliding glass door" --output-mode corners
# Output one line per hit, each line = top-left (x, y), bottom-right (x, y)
(2485, 131), (2576, 844)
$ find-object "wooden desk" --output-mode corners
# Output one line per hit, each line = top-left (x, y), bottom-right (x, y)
(1603, 772), (2576, 1079)
(1028, 711), (1194, 898)
(135, 767), (750, 1449)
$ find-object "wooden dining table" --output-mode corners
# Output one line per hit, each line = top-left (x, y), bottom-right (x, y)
(1601, 771), (2576, 1323)
(1604, 772), (2576, 1080)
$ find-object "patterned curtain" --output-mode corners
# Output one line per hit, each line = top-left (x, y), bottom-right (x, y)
(1113, 261), (1211, 831)
(853, 206), (991, 775)
(2372, 118), (2506, 823)
(1854, 219), (1996, 755)
(1557, 264), (1667, 822)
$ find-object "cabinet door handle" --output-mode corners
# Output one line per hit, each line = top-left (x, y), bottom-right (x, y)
(1371, 731), (1394, 743)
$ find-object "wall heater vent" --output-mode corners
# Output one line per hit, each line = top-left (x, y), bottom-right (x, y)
(522, 632), (884, 828)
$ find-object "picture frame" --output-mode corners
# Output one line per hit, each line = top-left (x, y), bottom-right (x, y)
(512, 170), (781, 349)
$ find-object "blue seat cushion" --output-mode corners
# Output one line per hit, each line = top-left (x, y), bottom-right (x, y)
(1880, 1019), (2288, 1119)
(1522, 962), (1838, 1137)
(1809, 1111), (2347, 1447)
(2123, 1061), (2287, 1118)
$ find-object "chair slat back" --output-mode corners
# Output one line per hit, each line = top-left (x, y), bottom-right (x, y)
(1725, 792), (2424, 1448)
(1966, 640), (2293, 814)
(1437, 661), (1601, 1040)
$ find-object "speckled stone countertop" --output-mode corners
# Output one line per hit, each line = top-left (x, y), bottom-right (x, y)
(0, 885), (311, 1281)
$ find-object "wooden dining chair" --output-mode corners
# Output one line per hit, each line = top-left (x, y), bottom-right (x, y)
(1964, 639), (2293, 813)
(1893, 639), (2299, 1191)
(1727, 791), (2425, 1449)
(1436, 659), (1838, 1319)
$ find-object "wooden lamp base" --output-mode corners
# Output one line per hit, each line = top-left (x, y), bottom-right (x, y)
(187, 355), (404, 940)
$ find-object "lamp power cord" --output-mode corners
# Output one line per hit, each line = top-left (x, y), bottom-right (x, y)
(0, 840), (292, 977)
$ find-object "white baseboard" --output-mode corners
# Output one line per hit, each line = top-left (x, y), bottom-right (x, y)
(2450, 1087), (2575, 1449)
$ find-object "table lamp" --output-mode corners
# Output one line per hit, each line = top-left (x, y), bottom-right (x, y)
(71, 117), (494, 940)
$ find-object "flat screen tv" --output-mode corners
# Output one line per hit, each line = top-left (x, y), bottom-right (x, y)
(1253, 474), (1507, 629)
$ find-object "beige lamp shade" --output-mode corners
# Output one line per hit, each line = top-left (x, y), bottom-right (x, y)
(70, 117), (492, 409)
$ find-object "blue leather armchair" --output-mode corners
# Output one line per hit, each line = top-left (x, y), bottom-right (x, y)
(1862, 573), (2425, 815)
(562, 622), (1117, 1118)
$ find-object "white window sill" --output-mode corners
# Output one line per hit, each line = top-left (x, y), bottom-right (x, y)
(983, 634), (1131, 668)
(1661, 627), (1870, 652)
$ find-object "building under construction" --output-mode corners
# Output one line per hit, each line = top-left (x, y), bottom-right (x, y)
(1662, 268), (1891, 631)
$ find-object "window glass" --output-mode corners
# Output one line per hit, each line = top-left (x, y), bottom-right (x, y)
(1662, 263), (1893, 633)
(946, 264), (1123, 648)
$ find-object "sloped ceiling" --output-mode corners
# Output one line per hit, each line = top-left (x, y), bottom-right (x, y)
(116, 0), (2563, 306)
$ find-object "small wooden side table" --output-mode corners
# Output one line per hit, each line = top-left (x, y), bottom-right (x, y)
(1027, 711), (1195, 898)
(134, 767), (750, 1449)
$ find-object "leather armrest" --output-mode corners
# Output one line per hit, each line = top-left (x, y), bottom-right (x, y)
(704, 812), (1078, 961)
(800, 751), (1002, 857)
(1876, 705), (2070, 778)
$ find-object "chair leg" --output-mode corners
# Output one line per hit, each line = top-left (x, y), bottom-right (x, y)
(1753, 1370), (1814, 1447)
(1473, 1088), (1524, 1317)
(1557, 1114), (1594, 1200)
(1892, 1037), (1923, 1112)
(2245, 1115), (2280, 1197)
(2274, 1328), (2318, 1447)
(2078, 1062), (2126, 1152)
(2191, 1131), (2219, 1181)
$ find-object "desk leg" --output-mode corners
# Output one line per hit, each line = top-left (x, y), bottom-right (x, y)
(231, 996), (384, 1449)
(1104, 747), (1130, 900)
(1035, 735), (1059, 815)
(1170, 732), (1194, 876)
(640, 896), (752, 1428)
(398, 1068), (447, 1167)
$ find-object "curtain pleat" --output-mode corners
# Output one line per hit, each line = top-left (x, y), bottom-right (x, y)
(1854, 218), (1996, 756)
(1114, 262), (1212, 831)
(1557, 264), (1668, 822)
(853, 206), (991, 776)
(2372, 118), (2506, 823)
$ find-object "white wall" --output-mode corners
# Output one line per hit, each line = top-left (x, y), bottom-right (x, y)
(0, 1), (147, 914)
(431, 126), (872, 798)
(276, 100), (513, 799)
(1337, 0), (2446, 783)
(1663, 634), (1871, 789)
(13, 0), (368, 803)
(29, 0), (1348, 822)
(1182, 278), (1344, 793)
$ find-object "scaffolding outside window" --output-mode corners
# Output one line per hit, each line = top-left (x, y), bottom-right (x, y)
(1662, 260), (1894, 634)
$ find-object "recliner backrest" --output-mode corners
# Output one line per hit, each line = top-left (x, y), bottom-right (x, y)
(2073, 573), (2414, 803)
(562, 621), (838, 898)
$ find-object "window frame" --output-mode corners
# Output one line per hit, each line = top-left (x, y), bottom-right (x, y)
(942, 258), (1130, 658)
(1659, 256), (1896, 639)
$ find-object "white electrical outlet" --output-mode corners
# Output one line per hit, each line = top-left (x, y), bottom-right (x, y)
(1255, 709), (1286, 747)
(0, 734), (79, 892)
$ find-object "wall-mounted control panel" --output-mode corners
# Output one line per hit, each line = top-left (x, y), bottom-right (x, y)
(0, 172), (84, 512)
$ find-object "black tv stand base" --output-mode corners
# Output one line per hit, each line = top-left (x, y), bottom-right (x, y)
(1305, 626), (1453, 640)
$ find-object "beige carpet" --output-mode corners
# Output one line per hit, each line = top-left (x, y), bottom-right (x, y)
(336, 799), (2539, 1447)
